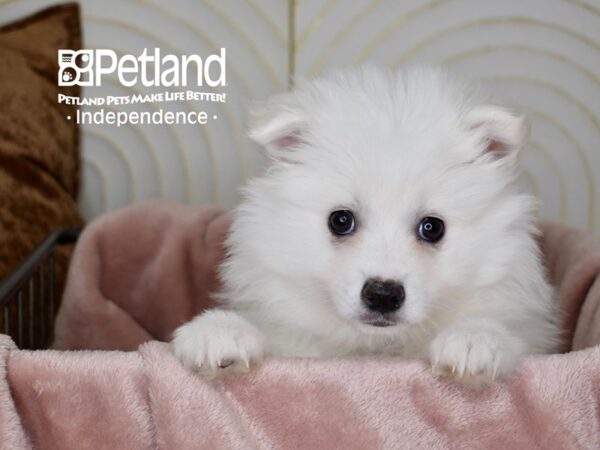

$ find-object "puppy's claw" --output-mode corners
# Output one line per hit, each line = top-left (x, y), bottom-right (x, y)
(218, 358), (234, 369)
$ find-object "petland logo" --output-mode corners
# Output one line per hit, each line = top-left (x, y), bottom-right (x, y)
(58, 48), (226, 88)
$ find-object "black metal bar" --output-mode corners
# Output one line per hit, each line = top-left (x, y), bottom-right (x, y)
(49, 254), (55, 337)
(29, 278), (34, 348)
(17, 292), (23, 347)
(0, 228), (81, 349)
(40, 266), (45, 346)
(3, 305), (8, 335)
(0, 229), (81, 305)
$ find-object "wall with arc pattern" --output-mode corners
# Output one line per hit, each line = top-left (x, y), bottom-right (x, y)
(0, 0), (288, 219)
(295, 0), (600, 232)
(1, 0), (599, 232)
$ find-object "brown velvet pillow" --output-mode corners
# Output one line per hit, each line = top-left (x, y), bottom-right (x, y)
(0, 3), (83, 289)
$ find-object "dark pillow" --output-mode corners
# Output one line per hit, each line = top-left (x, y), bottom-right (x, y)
(0, 3), (83, 297)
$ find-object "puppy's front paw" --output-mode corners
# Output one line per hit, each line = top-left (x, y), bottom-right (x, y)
(171, 310), (265, 378)
(429, 320), (522, 387)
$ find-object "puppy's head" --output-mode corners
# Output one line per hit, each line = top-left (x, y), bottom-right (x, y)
(230, 66), (534, 334)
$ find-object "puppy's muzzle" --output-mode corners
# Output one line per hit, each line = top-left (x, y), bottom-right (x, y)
(361, 278), (405, 314)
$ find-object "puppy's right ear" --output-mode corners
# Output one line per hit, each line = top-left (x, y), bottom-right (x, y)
(248, 92), (306, 160)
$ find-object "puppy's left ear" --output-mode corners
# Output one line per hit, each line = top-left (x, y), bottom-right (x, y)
(248, 92), (306, 160)
(465, 106), (529, 164)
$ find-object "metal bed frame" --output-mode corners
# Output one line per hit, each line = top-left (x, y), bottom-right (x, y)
(0, 229), (81, 349)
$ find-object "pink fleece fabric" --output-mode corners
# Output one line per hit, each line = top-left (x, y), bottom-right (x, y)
(53, 202), (230, 350)
(2, 336), (600, 448)
(0, 202), (598, 449)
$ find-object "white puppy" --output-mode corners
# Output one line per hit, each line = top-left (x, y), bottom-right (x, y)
(172, 66), (561, 386)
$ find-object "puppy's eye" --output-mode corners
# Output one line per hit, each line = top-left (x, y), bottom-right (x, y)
(329, 210), (356, 236)
(417, 217), (445, 243)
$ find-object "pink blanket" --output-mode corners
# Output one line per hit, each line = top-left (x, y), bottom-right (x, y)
(54, 202), (231, 350)
(1, 202), (599, 449)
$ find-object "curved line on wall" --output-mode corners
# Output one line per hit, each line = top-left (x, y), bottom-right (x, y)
(84, 128), (137, 202)
(102, 3), (260, 184)
(101, 73), (210, 203)
(482, 75), (600, 143)
(81, 155), (108, 212)
(523, 170), (540, 197)
(564, 0), (600, 15)
(440, 45), (596, 224)
(82, 155), (109, 212)
(512, 102), (596, 230)
(84, 20), (246, 203)
(528, 140), (567, 221)
(83, 66), (166, 197)
(91, 48), (201, 202)
(113, 1), (251, 97)
(84, 15), (244, 97)
(296, 0), (340, 48)
(244, 0), (287, 44)
(98, 102), (165, 197)
(310, 0), (445, 74)
(442, 45), (600, 87)
(89, 33), (236, 203)
(196, 0), (283, 90)
(384, 17), (600, 66)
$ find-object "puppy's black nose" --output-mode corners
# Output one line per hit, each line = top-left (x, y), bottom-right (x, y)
(361, 278), (405, 314)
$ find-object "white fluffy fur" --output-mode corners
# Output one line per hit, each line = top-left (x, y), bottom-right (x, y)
(172, 66), (561, 385)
